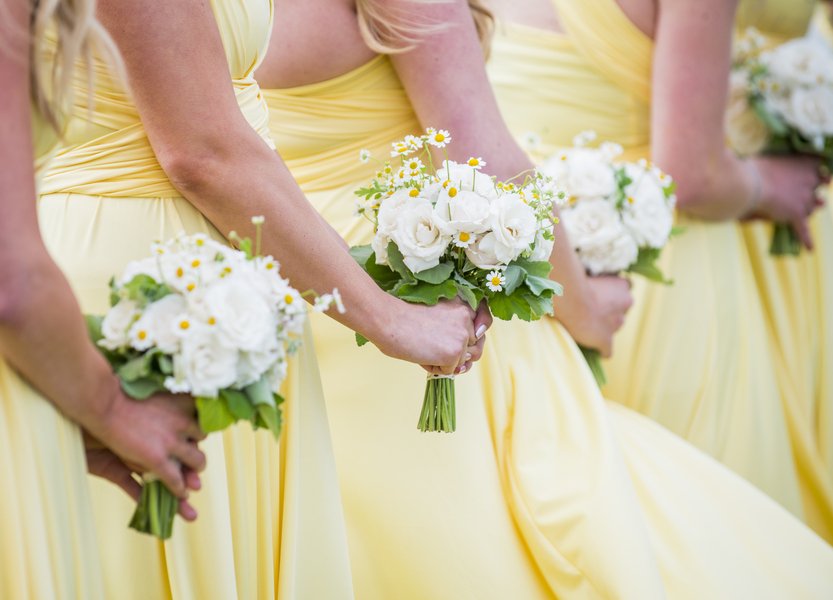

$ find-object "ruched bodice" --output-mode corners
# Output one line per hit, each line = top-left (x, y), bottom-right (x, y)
(263, 56), (419, 244)
(488, 0), (651, 161)
(38, 0), (274, 198)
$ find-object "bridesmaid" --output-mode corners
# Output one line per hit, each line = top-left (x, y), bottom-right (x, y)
(257, 0), (833, 597)
(486, 0), (833, 536)
(1, 0), (204, 598)
(734, 0), (833, 537)
(36, 0), (483, 598)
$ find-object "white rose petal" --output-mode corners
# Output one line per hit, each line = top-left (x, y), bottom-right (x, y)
(129, 294), (187, 354)
(437, 160), (497, 198)
(199, 275), (276, 352)
(100, 300), (140, 350)
(621, 165), (675, 249)
(433, 188), (492, 236)
(782, 86), (833, 140)
(465, 233), (502, 270)
(488, 193), (538, 264)
(542, 148), (617, 200)
(562, 198), (638, 275)
(388, 198), (451, 273)
(173, 330), (239, 398)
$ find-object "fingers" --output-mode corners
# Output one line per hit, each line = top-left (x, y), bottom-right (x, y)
(153, 457), (188, 499)
(172, 440), (207, 474)
(178, 499), (199, 522)
(793, 218), (814, 251)
(597, 336), (613, 359)
(474, 301), (493, 340)
(183, 468), (202, 492)
(185, 421), (207, 442)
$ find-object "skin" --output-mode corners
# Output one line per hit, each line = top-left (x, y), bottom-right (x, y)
(93, 0), (489, 375)
(489, 0), (826, 248)
(256, 0), (633, 357)
(0, 0), (204, 518)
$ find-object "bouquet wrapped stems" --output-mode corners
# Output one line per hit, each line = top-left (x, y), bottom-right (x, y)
(129, 476), (178, 539)
(770, 222), (802, 257)
(579, 346), (607, 387)
(418, 375), (456, 432)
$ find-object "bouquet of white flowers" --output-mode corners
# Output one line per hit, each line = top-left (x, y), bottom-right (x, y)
(729, 29), (833, 255)
(539, 132), (678, 385)
(352, 128), (563, 432)
(87, 219), (340, 538)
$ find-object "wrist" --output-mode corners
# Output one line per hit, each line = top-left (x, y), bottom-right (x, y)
(67, 354), (125, 443)
(741, 159), (765, 218)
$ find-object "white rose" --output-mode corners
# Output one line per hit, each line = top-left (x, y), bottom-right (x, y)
(562, 198), (638, 275)
(173, 330), (239, 398)
(529, 229), (555, 262)
(236, 342), (282, 388)
(464, 233), (501, 270)
(100, 300), (140, 350)
(197, 275), (276, 352)
(437, 160), (497, 198)
(782, 86), (833, 141)
(763, 38), (833, 88)
(128, 294), (187, 353)
(543, 148), (616, 200)
(433, 188), (492, 236)
(388, 198), (451, 273)
(373, 189), (412, 265)
(488, 193), (538, 264)
(620, 165), (675, 249)
(726, 70), (770, 156)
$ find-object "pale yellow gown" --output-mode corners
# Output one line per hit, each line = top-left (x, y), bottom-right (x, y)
(35, 1), (353, 598)
(262, 48), (833, 599)
(489, 0), (833, 538)
(0, 106), (105, 599)
(735, 0), (833, 540)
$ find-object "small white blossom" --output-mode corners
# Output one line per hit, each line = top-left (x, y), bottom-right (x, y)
(485, 270), (506, 293)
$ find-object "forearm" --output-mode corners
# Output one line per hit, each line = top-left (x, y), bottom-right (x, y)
(167, 134), (399, 342)
(0, 252), (120, 430)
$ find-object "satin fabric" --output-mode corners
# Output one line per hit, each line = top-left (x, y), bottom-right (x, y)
(262, 53), (833, 598)
(35, 1), (353, 598)
(488, 0), (821, 526)
(734, 0), (833, 542)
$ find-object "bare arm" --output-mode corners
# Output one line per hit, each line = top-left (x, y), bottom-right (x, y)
(95, 0), (476, 372)
(653, 0), (821, 244)
(0, 0), (202, 500)
(388, 0), (632, 355)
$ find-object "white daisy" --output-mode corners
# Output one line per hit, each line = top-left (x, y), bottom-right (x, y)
(485, 270), (506, 292)
(359, 149), (371, 163)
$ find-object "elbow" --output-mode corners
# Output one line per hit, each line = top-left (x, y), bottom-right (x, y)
(156, 144), (224, 196)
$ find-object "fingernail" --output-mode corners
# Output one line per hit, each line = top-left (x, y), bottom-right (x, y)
(457, 365), (467, 374)
(465, 353), (472, 361)
(476, 325), (487, 339)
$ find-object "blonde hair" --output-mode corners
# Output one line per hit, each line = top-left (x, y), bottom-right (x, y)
(27, 0), (119, 130)
(357, 0), (494, 56)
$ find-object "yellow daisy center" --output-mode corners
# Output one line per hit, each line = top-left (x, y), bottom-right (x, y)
(434, 133), (446, 143)
(207, 317), (216, 325)
(179, 320), (190, 330)
(176, 267), (184, 278)
(491, 276), (502, 286)
(409, 188), (420, 197)
(191, 259), (201, 268)
(459, 232), (471, 243)
(137, 330), (147, 341)
(186, 283), (196, 292)
(448, 187), (458, 198)
(467, 158), (480, 167)
(284, 294), (295, 304)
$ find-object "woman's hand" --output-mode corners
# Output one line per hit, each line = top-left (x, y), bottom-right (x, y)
(555, 275), (633, 357)
(86, 387), (207, 501)
(372, 297), (490, 375)
(84, 432), (200, 521)
(745, 155), (827, 250)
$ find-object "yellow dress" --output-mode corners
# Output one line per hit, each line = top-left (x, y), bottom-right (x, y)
(488, 0), (828, 531)
(262, 53), (833, 598)
(35, 1), (353, 598)
(0, 111), (104, 600)
(735, 0), (833, 541)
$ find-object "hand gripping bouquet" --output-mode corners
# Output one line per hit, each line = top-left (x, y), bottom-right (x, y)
(539, 132), (678, 386)
(729, 29), (833, 255)
(352, 128), (563, 432)
(86, 218), (341, 538)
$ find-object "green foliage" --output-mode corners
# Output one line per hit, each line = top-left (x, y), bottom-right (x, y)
(395, 280), (459, 305)
(627, 247), (672, 285)
(413, 261), (454, 285)
(196, 396), (236, 433)
(120, 274), (173, 308)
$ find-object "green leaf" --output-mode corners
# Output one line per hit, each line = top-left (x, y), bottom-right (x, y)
(222, 389), (255, 422)
(156, 354), (174, 376)
(122, 274), (172, 307)
(349, 244), (373, 267)
(525, 275), (563, 297)
(454, 281), (479, 310)
(751, 97), (787, 137)
(85, 314), (104, 343)
(120, 376), (166, 400)
(523, 291), (556, 320)
(488, 291), (533, 321)
(511, 259), (552, 279)
(196, 396), (236, 433)
(386, 243), (413, 280)
(627, 247), (672, 284)
(394, 280), (459, 305)
(670, 225), (686, 238)
(365, 258), (401, 291)
(117, 353), (155, 382)
(244, 376), (277, 407)
(579, 346), (607, 387)
(355, 333), (370, 347)
(413, 261), (454, 284)
(256, 403), (283, 440)
(501, 265), (526, 295)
